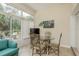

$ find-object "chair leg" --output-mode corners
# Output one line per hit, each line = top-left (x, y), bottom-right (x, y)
(58, 51), (59, 56)
(32, 48), (34, 56)
(58, 48), (59, 56)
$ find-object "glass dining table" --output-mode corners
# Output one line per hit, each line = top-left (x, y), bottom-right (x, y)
(31, 34), (55, 56)
(39, 38), (55, 55)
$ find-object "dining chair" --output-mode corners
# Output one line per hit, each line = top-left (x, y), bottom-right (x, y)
(49, 33), (62, 56)
(31, 34), (41, 56)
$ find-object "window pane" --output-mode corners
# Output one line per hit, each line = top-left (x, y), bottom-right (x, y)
(0, 4), (4, 12)
(12, 17), (21, 40)
(16, 10), (22, 16)
(26, 16), (33, 21)
(0, 14), (10, 39)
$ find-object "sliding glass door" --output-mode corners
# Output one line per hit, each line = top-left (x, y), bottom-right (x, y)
(0, 13), (21, 40)
(0, 14), (10, 39)
(11, 16), (21, 40)
(0, 3), (34, 48)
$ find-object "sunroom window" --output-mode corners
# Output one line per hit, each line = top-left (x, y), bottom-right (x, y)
(0, 3), (34, 40)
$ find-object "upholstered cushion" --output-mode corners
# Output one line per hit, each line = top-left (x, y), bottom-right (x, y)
(0, 40), (8, 50)
(8, 40), (17, 48)
(0, 48), (19, 56)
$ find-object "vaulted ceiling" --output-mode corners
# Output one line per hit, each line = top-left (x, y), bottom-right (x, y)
(27, 3), (74, 11)
(7, 3), (76, 15)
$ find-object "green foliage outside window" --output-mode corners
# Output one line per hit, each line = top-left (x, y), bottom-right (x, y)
(0, 13), (21, 38)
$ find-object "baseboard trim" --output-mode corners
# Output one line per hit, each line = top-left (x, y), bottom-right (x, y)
(60, 45), (71, 48)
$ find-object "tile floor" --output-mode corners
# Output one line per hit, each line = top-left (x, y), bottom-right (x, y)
(19, 45), (74, 56)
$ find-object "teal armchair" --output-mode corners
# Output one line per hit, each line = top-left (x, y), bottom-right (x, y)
(0, 39), (19, 56)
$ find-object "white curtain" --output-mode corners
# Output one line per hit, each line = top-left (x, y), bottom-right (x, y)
(21, 19), (30, 40)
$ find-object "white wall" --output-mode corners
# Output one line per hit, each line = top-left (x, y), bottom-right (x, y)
(75, 14), (79, 51)
(34, 4), (74, 48)
(71, 3), (79, 52)
(70, 15), (76, 47)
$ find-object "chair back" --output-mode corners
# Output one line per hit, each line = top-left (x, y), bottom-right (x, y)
(59, 33), (62, 47)
(58, 33), (62, 56)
